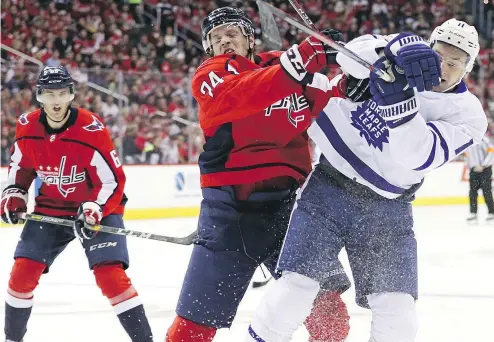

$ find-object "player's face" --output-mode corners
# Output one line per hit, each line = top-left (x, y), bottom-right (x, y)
(432, 42), (469, 92)
(40, 88), (72, 120)
(209, 25), (253, 57)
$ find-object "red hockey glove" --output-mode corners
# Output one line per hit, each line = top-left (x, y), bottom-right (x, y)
(73, 201), (103, 240)
(1, 185), (28, 224)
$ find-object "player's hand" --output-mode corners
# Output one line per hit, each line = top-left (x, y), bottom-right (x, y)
(320, 29), (344, 65)
(0, 185), (28, 225)
(370, 57), (420, 126)
(473, 165), (484, 172)
(337, 74), (371, 102)
(280, 35), (329, 86)
(73, 201), (102, 240)
(384, 33), (441, 92)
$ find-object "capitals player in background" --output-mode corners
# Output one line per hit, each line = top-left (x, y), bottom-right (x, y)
(166, 7), (353, 342)
(1, 66), (154, 342)
(246, 19), (486, 342)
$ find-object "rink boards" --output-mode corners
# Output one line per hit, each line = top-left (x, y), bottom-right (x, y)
(0, 162), (487, 221)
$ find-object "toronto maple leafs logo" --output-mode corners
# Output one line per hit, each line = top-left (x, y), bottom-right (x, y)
(83, 115), (105, 132)
(350, 99), (389, 151)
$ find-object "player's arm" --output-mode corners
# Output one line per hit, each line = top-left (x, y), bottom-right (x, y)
(73, 127), (125, 240)
(1, 127), (37, 224)
(195, 37), (333, 129)
(303, 73), (344, 117)
(386, 112), (487, 172)
(369, 57), (487, 172)
(193, 59), (302, 128)
(87, 129), (126, 217)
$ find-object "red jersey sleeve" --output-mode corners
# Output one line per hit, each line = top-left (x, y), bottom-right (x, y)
(84, 126), (126, 217)
(192, 54), (302, 129)
(6, 122), (38, 191)
(303, 73), (344, 118)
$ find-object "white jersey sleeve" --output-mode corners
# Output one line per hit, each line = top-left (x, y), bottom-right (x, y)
(387, 86), (487, 172)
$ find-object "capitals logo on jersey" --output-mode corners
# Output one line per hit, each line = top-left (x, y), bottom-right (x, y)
(83, 115), (105, 132)
(37, 156), (86, 198)
(265, 93), (310, 128)
(350, 99), (389, 151)
(18, 113), (30, 126)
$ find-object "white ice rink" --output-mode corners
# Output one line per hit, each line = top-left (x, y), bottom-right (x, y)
(1, 205), (494, 342)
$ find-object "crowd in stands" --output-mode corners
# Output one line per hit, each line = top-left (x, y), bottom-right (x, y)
(1, 0), (493, 166)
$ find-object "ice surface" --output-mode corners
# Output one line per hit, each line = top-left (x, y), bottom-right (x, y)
(1, 205), (493, 341)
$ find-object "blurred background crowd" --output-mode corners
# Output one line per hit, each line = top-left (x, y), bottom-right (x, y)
(1, 0), (493, 166)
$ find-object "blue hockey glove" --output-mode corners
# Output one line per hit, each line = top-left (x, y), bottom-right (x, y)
(384, 33), (441, 92)
(370, 57), (419, 127)
(73, 201), (102, 240)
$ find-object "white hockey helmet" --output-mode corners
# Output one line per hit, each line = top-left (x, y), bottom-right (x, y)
(429, 18), (480, 72)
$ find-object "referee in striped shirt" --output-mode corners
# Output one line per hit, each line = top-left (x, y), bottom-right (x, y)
(466, 135), (494, 222)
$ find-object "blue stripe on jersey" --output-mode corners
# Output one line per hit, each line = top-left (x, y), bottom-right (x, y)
(414, 130), (437, 171)
(248, 325), (266, 342)
(427, 122), (449, 166)
(316, 113), (406, 195)
(455, 139), (474, 155)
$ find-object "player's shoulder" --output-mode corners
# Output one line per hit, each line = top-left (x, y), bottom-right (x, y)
(15, 108), (43, 138)
(75, 108), (106, 141)
(194, 54), (257, 80)
(450, 82), (484, 114)
(256, 51), (283, 67)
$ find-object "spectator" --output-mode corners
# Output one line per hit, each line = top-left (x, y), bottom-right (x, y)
(1, 0), (491, 166)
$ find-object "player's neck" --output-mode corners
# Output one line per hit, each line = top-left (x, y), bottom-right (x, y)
(46, 109), (71, 129)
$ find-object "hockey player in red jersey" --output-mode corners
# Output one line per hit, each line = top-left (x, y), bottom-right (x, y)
(1, 66), (153, 342)
(166, 7), (350, 342)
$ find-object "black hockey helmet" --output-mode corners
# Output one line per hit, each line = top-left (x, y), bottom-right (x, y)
(36, 66), (75, 103)
(201, 7), (255, 56)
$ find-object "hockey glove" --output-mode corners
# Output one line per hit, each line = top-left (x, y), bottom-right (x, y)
(321, 29), (344, 65)
(370, 57), (420, 127)
(73, 201), (102, 240)
(281, 34), (331, 86)
(384, 33), (441, 92)
(0, 185), (28, 224)
(337, 74), (371, 102)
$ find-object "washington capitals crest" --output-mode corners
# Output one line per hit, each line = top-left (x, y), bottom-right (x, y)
(350, 99), (389, 151)
(83, 115), (105, 132)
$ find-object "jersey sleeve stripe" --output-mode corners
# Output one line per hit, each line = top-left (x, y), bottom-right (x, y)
(413, 130), (437, 171)
(455, 138), (474, 156)
(7, 142), (23, 187)
(90, 150), (118, 206)
(426, 122), (449, 165)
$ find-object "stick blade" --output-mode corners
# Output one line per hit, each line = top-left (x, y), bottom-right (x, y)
(256, 0), (283, 50)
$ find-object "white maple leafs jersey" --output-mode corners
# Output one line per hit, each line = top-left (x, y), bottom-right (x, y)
(309, 75), (487, 199)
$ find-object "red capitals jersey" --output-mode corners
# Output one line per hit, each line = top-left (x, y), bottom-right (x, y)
(7, 108), (126, 218)
(192, 51), (341, 192)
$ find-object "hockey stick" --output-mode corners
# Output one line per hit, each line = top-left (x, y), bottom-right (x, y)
(287, 0), (317, 31)
(21, 213), (198, 245)
(256, 0), (392, 82)
(252, 274), (273, 288)
(251, 264), (274, 288)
